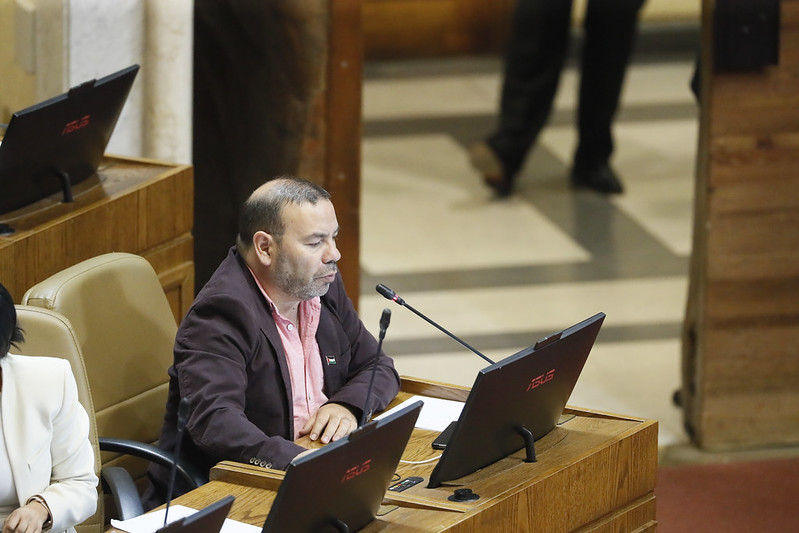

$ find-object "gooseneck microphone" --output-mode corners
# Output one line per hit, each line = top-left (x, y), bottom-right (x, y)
(163, 395), (191, 526)
(361, 308), (391, 427)
(376, 284), (495, 365)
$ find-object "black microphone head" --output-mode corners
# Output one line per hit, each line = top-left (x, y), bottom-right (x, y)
(380, 308), (391, 331)
(376, 283), (395, 300)
(376, 283), (404, 305)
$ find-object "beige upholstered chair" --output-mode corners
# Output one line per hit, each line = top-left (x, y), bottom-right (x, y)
(21, 252), (202, 503)
(14, 305), (105, 533)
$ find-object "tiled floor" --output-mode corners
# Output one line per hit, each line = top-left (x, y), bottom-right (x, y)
(357, 32), (699, 453)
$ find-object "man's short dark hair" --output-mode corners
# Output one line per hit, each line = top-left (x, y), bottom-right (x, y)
(0, 283), (25, 358)
(236, 176), (331, 253)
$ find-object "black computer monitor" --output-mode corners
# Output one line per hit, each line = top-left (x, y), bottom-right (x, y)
(262, 400), (423, 533)
(0, 64), (139, 218)
(157, 495), (234, 533)
(427, 312), (605, 488)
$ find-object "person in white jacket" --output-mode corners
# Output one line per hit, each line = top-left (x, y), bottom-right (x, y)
(0, 283), (98, 533)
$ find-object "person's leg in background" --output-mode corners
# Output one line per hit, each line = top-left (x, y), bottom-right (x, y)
(571, 0), (646, 194)
(470, 0), (574, 197)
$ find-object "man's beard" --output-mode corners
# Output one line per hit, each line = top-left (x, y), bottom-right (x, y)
(274, 262), (337, 301)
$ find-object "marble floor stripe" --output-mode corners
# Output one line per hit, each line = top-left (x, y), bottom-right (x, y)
(363, 103), (698, 138)
(376, 321), (682, 357)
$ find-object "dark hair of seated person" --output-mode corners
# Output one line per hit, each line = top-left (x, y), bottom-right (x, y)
(0, 282), (25, 358)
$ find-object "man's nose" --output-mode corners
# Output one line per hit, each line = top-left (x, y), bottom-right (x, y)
(325, 241), (341, 263)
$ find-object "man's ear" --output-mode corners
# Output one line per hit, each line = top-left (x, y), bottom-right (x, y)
(252, 231), (274, 265)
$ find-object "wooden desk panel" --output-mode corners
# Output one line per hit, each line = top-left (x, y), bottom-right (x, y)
(201, 417), (657, 531)
(140, 377), (657, 532)
(0, 154), (194, 322)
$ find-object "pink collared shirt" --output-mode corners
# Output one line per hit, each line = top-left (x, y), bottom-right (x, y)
(248, 269), (328, 438)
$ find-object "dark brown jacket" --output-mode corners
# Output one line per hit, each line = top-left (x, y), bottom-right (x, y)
(147, 247), (400, 504)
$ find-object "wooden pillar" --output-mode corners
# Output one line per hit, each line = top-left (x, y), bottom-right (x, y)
(192, 0), (363, 304)
(324, 0), (363, 304)
(682, 0), (799, 449)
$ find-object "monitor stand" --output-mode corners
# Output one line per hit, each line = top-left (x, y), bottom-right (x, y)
(52, 168), (74, 203)
(0, 168), (74, 236)
(517, 426), (538, 463)
(433, 422), (538, 465)
(330, 519), (350, 533)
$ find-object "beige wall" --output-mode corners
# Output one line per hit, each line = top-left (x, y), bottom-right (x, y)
(0, 0), (35, 123)
(641, 0), (699, 23)
(572, 0), (699, 24)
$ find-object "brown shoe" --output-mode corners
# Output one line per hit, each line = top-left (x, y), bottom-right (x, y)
(469, 142), (512, 197)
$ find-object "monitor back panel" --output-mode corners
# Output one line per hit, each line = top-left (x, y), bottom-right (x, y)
(157, 496), (234, 533)
(0, 64), (139, 215)
(262, 401), (422, 533)
(429, 313), (605, 486)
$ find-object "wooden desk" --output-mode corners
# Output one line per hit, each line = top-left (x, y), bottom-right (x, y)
(112, 377), (658, 532)
(0, 154), (194, 322)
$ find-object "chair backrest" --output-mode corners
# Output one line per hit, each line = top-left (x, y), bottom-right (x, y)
(21, 252), (177, 489)
(14, 305), (104, 533)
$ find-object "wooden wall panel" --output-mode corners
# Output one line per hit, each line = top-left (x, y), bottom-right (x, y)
(682, 0), (799, 449)
(361, 0), (700, 60)
(363, 0), (515, 59)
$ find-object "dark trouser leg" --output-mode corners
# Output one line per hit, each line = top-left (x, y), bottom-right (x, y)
(574, 0), (645, 172)
(488, 0), (573, 181)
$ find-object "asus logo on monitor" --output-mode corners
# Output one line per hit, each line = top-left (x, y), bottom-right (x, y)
(341, 459), (371, 483)
(526, 369), (555, 391)
(62, 114), (91, 135)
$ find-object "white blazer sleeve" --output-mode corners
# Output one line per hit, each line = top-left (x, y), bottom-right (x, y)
(39, 359), (98, 532)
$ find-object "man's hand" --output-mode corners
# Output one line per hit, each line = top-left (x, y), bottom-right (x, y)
(299, 403), (357, 444)
(3, 501), (50, 533)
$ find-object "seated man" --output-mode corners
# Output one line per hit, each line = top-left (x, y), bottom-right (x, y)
(146, 177), (401, 504)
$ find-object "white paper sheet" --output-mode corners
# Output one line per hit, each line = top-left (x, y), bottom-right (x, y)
(110, 505), (261, 533)
(375, 395), (464, 431)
